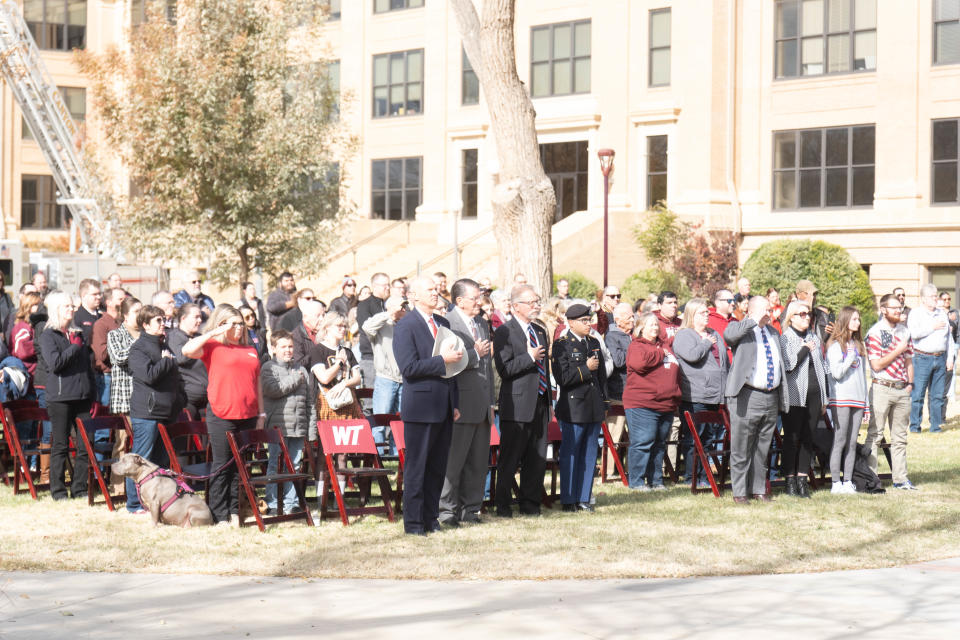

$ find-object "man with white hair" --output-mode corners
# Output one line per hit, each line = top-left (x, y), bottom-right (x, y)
(152, 290), (177, 329)
(907, 283), (955, 434)
(292, 299), (325, 368)
(173, 271), (215, 320)
(489, 289), (510, 329)
(737, 277), (751, 298)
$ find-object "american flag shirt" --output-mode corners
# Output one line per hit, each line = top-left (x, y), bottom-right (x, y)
(865, 320), (911, 383)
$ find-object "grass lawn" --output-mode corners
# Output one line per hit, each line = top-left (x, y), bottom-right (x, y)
(2, 421), (960, 580)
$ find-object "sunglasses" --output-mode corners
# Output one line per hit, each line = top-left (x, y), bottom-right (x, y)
(607, 293), (621, 299)
(796, 312), (809, 319)
(191, 280), (201, 284)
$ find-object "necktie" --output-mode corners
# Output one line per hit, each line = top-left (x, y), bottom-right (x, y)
(528, 324), (547, 395)
(470, 319), (479, 341)
(428, 316), (437, 339)
(760, 328), (775, 390)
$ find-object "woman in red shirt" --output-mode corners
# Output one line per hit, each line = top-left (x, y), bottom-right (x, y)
(623, 311), (681, 490)
(183, 304), (264, 525)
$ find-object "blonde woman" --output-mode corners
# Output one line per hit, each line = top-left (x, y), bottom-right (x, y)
(825, 306), (869, 494)
(183, 304), (264, 525)
(779, 300), (828, 499)
(310, 312), (363, 420)
(538, 296), (567, 353)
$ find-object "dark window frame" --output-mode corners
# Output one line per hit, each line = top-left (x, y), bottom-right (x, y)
(21, 174), (70, 230)
(371, 157), (422, 220)
(131, 0), (176, 27)
(649, 8), (671, 87)
(771, 124), (876, 210)
(774, 0), (877, 80)
(373, 0), (423, 14)
(23, 85), (85, 141)
(539, 140), (589, 222)
(372, 48), (424, 118)
(462, 48), (479, 106)
(327, 0), (341, 21)
(932, 118), (960, 205)
(934, 0), (960, 65)
(646, 135), (668, 209)
(530, 19), (591, 98)
(23, 0), (87, 51)
(461, 149), (478, 218)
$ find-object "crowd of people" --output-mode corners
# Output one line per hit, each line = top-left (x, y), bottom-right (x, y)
(3, 265), (957, 530)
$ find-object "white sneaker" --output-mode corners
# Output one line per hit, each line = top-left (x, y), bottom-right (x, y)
(842, 481), (857, 494)
(831, 482), (845, 494)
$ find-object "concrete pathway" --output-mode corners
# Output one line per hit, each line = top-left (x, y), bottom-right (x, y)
(2, 558), (960, 639)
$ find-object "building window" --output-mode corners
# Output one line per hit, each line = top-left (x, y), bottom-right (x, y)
(646, 135), (668, 208)
(773, 125), (875, 209)
(462, 149), (478, 218)
(649, 9), (671, 87)
(933, 119), (960, 204)
(539, 141), (588, 221)
(935, 0), (960, 65)
(462, 49), (479, 105)
(775, 0), (876, 78)
(23, 0), (87, 51)
(372, 157), (421, 220)
(21, 175), (69, 230)
(530, 20), (591, 98)
(328, 59), (340, 117)
(23, 86), (85, 141)
(131, 0), (176, 27)
(930, 266), (960, 303)
(327, 0), (341, 20)
(373, 0), (422, 13)
(372, 49), (423, 118)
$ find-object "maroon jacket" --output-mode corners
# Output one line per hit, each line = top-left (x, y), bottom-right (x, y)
(622, 336), (681, 412)
(655, 311), (682, 345)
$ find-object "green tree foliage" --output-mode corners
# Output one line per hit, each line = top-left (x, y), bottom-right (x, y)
(553, 272), (599, 301)
(77, 0), (353, 286)
(633, 205), (739, 298)
(620, 269), (690, 308)
(742, 239), (877, 327)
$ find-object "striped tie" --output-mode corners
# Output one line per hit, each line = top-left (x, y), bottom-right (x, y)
(528, 324), (547, 395)
(760, 328), (775, 390)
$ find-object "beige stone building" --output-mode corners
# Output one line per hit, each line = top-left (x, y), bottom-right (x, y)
(3, 0), (960, 304)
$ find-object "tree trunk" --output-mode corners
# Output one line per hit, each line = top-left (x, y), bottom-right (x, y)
(238, 244), (250, 286)
(451, 0), (556, 297)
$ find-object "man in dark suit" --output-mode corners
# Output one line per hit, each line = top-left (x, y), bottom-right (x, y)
(440, 278), (494, 526)
(493, 284), (552, 517)
(724, 296), (789, 503)
(552, 303), (608, 512)
(392, 276), (463, 535)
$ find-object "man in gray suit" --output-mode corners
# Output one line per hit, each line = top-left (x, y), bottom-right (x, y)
(723, 295), (789, 503)
(439, 278), (495, 526)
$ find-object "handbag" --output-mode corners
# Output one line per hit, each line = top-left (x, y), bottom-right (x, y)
(323, 381), (354, 411)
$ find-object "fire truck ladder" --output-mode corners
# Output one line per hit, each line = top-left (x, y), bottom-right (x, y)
(0, 0), (106, 252)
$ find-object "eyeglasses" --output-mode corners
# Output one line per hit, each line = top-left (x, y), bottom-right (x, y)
(191, 280), (201, 284)
(796, 312), (810, 318)
(516, 299), (541, 307)
(606, 293), (621, 299)
(225, 321), (243, 328)
(884, 305), (902, 311)
(721, 298), (735, 304)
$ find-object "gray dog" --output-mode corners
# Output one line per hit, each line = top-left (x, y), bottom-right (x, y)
(112, 453), (214, 527)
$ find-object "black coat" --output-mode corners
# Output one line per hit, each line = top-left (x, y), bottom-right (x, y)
(38, 327), (95, 402)
(166, 328), (208, 403)
(493, 318), (552, 423)
(551, 332), (608, 424)
(128, 332), (185, 423)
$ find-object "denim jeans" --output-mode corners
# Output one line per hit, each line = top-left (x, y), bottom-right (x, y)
(126, 418), (164, 512)
(680, 402), (719, 484)
(37, 388), (52, 443)
(558, 420), (600, 504)
(371, 377), (401, 455)
(910, 352), (946, 432)
(265, 436), (305, 512)
(625, 407), (673, 488)
(93, 373), (110, 462)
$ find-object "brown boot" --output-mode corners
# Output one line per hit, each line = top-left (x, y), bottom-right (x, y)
(39, 445), (51, 485)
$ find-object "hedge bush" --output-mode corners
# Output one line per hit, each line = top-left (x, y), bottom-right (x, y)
(620, 269), (690, 308)
(553, 272), (599, 301)
(742, 239), (877, 327)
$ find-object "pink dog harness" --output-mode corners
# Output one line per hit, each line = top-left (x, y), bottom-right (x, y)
(135, 468), (196, 515)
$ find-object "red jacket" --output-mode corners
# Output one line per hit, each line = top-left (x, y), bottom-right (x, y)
(655, 311), (682, 345)
(706, 309), (731, 336)
(622, 336), (681, 412)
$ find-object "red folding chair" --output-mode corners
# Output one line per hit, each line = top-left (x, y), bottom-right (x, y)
(227, 427), (315, 532)
(316, 419), (395, 526)
(600, 404), (629, 485)
(389, 420), (406, 513)
(683, 409), (732, 497)
(0, 402), (53, 499)
(74, 416), (130, 510)
(369, 413), (401, 460)
(157, 421), (211, 493)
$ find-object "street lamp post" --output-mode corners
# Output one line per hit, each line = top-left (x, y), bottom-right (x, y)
(598, 148), (615, 287)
